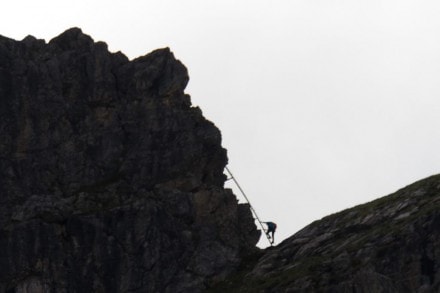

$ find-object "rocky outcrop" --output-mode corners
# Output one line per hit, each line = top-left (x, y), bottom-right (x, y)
(210, 175), (440, 292)
(0, 28), (259, 292)
(4, 27), (439, 293)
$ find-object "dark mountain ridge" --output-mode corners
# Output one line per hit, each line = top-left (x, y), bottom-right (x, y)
(209, 174), (440, 292)
(1, 28), (439, 293)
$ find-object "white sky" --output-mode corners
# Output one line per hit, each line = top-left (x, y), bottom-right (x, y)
(2, 0), (440, 247)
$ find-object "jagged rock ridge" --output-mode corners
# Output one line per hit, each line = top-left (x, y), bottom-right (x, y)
(209, 174), (440, 292)
(0, 28), (259, 292)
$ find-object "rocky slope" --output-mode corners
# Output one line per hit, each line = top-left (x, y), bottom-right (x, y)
(209, 174), (440, 292)
(0, 28), (259, 292)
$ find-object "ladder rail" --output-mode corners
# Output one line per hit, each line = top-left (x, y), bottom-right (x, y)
(225, 166), (272, 245)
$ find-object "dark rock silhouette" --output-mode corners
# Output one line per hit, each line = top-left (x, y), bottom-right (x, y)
(209, 175), (440, 292)
(0, 28), (259, 292)
(2, 27), (440, 293)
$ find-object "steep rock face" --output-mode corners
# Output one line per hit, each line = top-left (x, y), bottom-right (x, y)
(0, 28), (259, 292)
(211, 175), (440, 292)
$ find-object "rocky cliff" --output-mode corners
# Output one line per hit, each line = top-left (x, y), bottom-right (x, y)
(0, 28), (260, 292)
(209, 174), (440, 292)
(3, 28), (440, 293)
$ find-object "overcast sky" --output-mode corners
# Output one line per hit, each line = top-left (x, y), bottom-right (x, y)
(3, 0), (440, 247)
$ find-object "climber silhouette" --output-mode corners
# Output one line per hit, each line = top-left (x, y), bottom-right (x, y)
(264, 222), (277, 244)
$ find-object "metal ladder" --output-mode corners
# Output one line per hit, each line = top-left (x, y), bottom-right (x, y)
(225, 166), (272, 246)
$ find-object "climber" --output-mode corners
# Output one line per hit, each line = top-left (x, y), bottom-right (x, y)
(264, 222), (277, 244)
